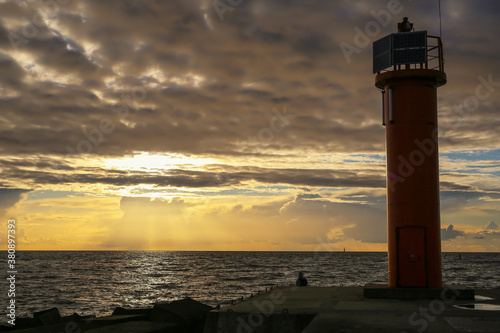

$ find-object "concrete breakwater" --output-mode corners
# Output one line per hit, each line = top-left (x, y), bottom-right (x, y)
(2, 286), (500, 332)
(0, 297), (212, 333)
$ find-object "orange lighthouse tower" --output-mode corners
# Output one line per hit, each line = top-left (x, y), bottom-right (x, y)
(373, 21), (446, 288)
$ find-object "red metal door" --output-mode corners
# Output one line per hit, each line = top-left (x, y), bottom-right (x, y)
(397, 226), (427, 287)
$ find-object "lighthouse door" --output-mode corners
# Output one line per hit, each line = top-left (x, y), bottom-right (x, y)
(396, 226), (427, 287)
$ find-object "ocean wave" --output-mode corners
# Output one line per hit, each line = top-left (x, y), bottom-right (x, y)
(3, 251), (499, 321)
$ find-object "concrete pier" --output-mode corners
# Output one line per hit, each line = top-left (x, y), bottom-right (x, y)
(204, 286), (500, 333)
(4, 288), (499, 332)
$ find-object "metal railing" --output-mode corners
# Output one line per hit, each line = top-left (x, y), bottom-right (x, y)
(426, 35), (444, 71)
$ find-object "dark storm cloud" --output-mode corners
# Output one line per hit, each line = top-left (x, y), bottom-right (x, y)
(0, 22), (10, 47)
(0, 0), (499, 196)
(0, 188), (30, 217)
(0, 54), (25, 82)
(0, 160), (385, 189)
(1, 154), (483, 193)
(439, 181), (473, 191)
(0, 0), (393, 157)
(485, 221), (498, 230)
(446, 221), (500, 242)
(440, 191), (500, 214)
(441, 224), (464, 241)
(0, 157), (73, 170)
(280, 192), (387, 244)
(472, 229), (500, 240)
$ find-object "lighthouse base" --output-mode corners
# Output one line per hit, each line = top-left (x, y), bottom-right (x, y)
(363, 283), (474, 300)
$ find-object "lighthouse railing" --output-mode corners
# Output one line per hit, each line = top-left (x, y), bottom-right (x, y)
(426, 35), (444, 71)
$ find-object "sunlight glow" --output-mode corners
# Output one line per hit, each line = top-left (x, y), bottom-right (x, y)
(81, 40), (100, 64)
(140, 64), (206, 89)
(102, 152), (215, 172)
(169, 72), (206, 88)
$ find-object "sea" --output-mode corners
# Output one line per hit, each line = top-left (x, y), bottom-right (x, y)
(1, 251), (499, 322)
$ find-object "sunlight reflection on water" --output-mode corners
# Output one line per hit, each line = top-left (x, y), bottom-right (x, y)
(1, 251), (498, 320)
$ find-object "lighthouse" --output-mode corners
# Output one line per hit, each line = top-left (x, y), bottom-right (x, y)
(373, 20), (446, 288)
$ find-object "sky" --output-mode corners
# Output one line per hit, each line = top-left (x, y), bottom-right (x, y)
(0, 0), (499, 251)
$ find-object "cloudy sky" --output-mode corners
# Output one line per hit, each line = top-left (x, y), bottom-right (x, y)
(0, 0), (499, 251)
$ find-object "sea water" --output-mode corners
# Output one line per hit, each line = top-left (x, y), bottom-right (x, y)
(0, 251), (498, 321)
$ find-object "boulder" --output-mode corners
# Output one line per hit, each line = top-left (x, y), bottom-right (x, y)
(33, 308), (62, 326)
(151, 298), (213, 333)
